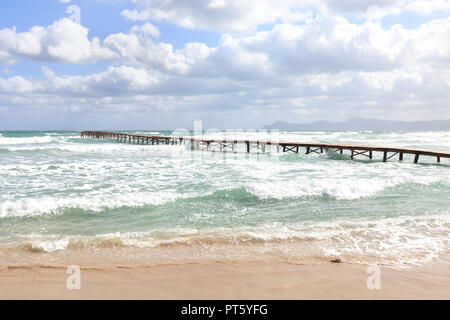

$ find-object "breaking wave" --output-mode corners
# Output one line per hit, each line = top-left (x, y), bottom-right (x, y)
(1, 130), (450, 269)
(3, 214), (448, 268)
(1, 176), (447, 218)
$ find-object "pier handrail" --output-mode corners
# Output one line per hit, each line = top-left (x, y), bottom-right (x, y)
(81, 131), (450, 163)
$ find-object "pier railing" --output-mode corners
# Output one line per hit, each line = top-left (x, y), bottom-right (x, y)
(81, 131), (450, 164)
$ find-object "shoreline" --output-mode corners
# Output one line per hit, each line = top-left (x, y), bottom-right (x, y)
(1, 258), (449, 299)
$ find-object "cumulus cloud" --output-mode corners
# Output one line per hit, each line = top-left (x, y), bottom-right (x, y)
(323, 0), (405, 13)
(129, 22), (161, 38)
(121, 0), (430, 33)
(1, 0), (450, 127)
(3, 8), (450, 76)
(121, 0), (450, 32)
(183, 16), (450, 80)
(37, 65), (160, 96)
(0, 50), (16, 65)
(0, 18), (208, 74)
(0, 19), (117, 63)
(121, 0), (315, 32)
(0, 75), (43, 93)
(103, 32), (200, 74)
(405, 0), (450, 15)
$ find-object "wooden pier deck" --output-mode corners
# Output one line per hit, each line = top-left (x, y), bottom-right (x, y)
(81, 131), (450, 164)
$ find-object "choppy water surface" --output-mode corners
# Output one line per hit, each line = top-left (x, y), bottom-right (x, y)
(0, 130), (449, 268)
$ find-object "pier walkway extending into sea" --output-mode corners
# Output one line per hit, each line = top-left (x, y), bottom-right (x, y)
(81, 131), (450, 164)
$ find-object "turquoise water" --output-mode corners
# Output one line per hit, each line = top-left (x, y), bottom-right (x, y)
(0, 130), (449, 267)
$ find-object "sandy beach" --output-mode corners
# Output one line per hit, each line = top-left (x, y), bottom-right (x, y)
(1, 258), (449, 300)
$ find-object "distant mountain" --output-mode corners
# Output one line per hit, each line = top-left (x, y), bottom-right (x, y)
(263, 118), (450, 131)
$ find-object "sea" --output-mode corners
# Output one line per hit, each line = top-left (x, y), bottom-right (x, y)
(0, 130), (449, 269)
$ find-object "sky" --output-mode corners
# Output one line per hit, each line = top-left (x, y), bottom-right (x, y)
(0, 0), (450, 130)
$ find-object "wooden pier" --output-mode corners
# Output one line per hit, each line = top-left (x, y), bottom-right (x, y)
(81, 131), (450, 164)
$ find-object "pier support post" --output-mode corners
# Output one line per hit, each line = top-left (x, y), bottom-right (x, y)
(81, 131), (449, 166)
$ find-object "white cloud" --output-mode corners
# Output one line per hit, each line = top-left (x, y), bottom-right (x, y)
(0, 50), (16, 65)
(359, 69), (423, 92)
(130, 22), (161, 38)
(103, 32), (200, 74)
(405, 0), (450, 15)
(0, 19), (117, 64)
(0, 75), (44, 93)
(120, 0), (420, 33)
(2, 1), (450, 127)
(43, 65), (160, 95)
(184, 16), (450, 81)
(364, 5), (403, 21)
(121, 1), (450, 32)
(0, 18), (208, 74)
(122, 0), (316, 33)
(324, 0), (406, 13)
(3, 5), (450, 76)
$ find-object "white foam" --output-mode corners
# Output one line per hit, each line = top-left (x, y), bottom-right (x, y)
(0, 191), (193, 218)
(0, 135), (53, 145)
(245, 169), (442, 200)
(29, 239), (70, 252)
(1, 142), (185, 153)
(17, 214), (449, 267)
(2, 131), (450, 267)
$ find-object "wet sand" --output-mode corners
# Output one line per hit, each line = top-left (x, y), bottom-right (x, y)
(1, 259), (449, 299)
